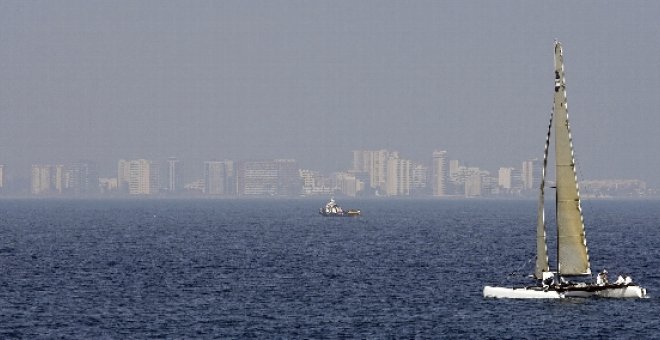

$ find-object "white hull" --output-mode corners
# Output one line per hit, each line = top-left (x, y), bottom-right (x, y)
(484, 284), (647, 299)
(484, 286), (561, 299)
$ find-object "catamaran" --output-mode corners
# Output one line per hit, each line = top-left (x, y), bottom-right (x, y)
(483, 41), (647, 299)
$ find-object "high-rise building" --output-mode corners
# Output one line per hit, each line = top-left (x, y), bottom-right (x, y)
(352, 149), (393, 194)
(464, 167), (486, 197)
(432, 150), (448, 196)
(511, 168), (523, 193)
(203, 160), (235, 195)
(411, 163), (429, 196)
(117, 159), (131, 193)
(464, 172), (481, 197)
(204, 161), (226, 195)
(275, 159), (300, 196)
(129, 159), (152, 195)
(0, 164), (4, 191)
(31, 164), (65, 195)
(449, 160), (461, 182)
(54, 165), (65, 193)
(118, 159), (158, 195)
(31, 165), (49, 194)
(166, 157), (183, 193)
(300, 169), (317, 195)
(68, 161), (99, 195)
(522, 158), (542, 191)
(498, 167), (523, 195)
(334, 172), (364, 197)
(223, 160), (236, 195)
(498, 167), (514, 189)
(449, 163), (489, 197)
(237, 160), (279, 196)
(386, 155), (411, 196)
(300, 169), (333, 196)
(237, 159), (300, 196)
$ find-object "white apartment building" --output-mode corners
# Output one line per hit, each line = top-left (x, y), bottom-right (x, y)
(432, 150), (448, 196)
(31, 164), (65, 195)
(386, 155), (411, 196)
(118, 159), (158, 195)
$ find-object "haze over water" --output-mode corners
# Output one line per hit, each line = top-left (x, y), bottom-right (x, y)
(1, 1), (659, 185)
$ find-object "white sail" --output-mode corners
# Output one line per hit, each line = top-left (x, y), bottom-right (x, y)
(553, 41), (591, 276)
(535, 112), (552, 279)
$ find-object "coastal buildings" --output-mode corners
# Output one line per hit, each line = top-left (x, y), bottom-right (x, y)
(581, 179), (648, 197)
(352, 149), (391, 194)
(204, 160), (235, 195)
(450, 163), (493, 197)
(31, 164), (65, 195)
(522, 158), (542, 191)
(498, 167), (523, 195)
(353, 149), (419, 196)
(118, 159), (159, 195)
(68, 161), (99, 195)
(386, 155), (411, 196)
(1, 151), (653, 198)
(204, 161), (226, 195)
(236, 159), (300, 196)
(432, 150), (449, 197)
(411, 163), (429, 196)
(335, 172), (364, 197)
(166, 157), (183, 193)
(300, 169), (333, 196)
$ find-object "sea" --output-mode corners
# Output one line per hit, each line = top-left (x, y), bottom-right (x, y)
(1, 198), (659, 339)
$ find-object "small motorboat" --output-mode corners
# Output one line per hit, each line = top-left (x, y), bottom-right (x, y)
(319, 198), (360, 217)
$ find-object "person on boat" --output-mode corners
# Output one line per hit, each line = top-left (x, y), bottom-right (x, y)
(624, 275), (633, 285)
(542, 272), (555, 289)
(597, 269), (608, 285)
(614, 275), (625, 285)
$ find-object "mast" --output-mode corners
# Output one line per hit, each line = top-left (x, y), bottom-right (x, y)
(554, 41), (563, 280)
(553, 41), (591, 276)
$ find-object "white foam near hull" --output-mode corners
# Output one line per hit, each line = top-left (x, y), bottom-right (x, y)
(484, 285), (647, 299)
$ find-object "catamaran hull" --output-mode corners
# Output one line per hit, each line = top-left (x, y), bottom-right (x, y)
(594, 285), (647, 298)
(483, 285), (647, 299)
(484, 286), (561, 299)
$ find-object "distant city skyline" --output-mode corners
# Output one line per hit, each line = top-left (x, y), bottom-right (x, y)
(0, 147), (654, 198)
(0, 143), (655, 183)
(2, 2), (659, 187)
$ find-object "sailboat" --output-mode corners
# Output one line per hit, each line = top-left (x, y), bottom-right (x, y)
(483, 41), (647, 299)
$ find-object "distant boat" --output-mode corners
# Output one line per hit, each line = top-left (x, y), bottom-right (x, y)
(483, 41), (647, 299)
(319, 198), (360, 217)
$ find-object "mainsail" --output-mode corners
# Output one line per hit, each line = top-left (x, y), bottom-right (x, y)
(536, 41), (591, 278)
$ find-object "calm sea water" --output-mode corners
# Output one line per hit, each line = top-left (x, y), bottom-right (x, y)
(1, 198), (659, 338)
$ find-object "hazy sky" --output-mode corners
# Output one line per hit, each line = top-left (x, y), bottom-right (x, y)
(1, 1), (659, 184)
